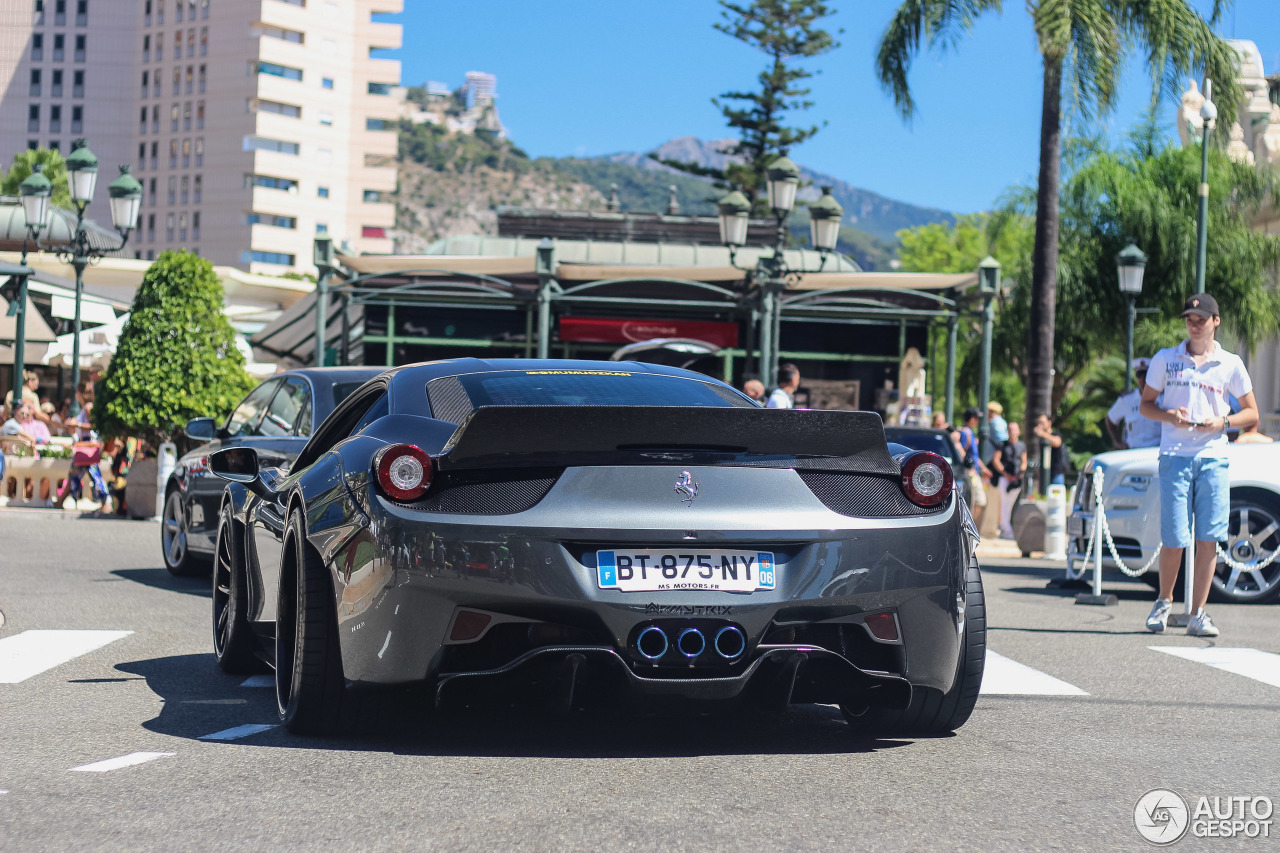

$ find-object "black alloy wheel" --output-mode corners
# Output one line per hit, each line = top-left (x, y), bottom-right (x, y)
(161, 487), (209, 577)
(1210, 493), (1280, 605)
(212, 504), (260, 673)
(275, 510), (346, 735)
(843, 553), (987, 735)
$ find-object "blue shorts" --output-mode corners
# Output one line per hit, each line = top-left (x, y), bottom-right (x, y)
(1158, 454), (1230, 548)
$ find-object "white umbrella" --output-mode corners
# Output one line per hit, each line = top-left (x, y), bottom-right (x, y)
(41, 312), (129, 370)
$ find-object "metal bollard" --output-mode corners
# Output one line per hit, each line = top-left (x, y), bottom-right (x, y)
(1044, 484), (1068, 559)
(1075, 472), (1118, 605)
(154, 441), (177, 519)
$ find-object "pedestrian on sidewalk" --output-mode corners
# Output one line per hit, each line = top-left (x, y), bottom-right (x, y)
(55, 381), (111, 512)
(957, 408), (990, 517)
(1032, 414), (1068, 486)
(992, 421), (1026, 539)
(987, 401), (1009, 445)
(1106, 358), (1162, 449)
(766, 364), (800, 409)
(1140, 293), (1257, 637)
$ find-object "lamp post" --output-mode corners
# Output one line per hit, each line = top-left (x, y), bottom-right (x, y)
(312, 236), (335, 367)
(19, 140), (140, 415)
(717, 161), (841, 388)
(1115, 243), (1147, 393)
(976, 256), (1001, 463)
(1195, 80), (1216, 293)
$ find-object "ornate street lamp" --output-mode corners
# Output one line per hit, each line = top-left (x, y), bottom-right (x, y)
(808, 186), (843, 254)
(19, 165), (52, 228)
(765, 155), (800, 215)
(717, 155), (843, 387)
(977, 256), (1002, 462)
(716, 190), (751, 248)
(1195, 80), (1216, 294)
(21, 139), (139, 414)
(1116, 243), (1147, 393)
(312, 235), (336, 367)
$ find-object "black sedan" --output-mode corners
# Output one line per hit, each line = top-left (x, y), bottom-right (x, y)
(210, 359), (985, 736)
(161, 367), (384, 576)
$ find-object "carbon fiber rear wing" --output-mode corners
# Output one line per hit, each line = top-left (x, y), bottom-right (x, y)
(436, 406), (898, 475)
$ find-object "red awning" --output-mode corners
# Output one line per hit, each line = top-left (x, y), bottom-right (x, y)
(559, 317), (738, 348)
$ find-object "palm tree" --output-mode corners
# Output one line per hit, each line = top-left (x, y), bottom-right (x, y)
(875, 0), (1241, 436)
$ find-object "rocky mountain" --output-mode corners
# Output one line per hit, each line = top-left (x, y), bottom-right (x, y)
(611, 137), (955, 243)
(392, 126), (950, 268)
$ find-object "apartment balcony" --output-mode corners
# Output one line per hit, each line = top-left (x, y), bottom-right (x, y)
(256, 2), (311, 33)
(356, 201), (396, 229)
(362, 21), (402, 51)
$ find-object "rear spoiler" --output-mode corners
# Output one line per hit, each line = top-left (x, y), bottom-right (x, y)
(436, 406), (898, 475)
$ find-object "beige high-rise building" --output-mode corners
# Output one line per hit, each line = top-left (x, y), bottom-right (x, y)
(0, 0), (401, 275)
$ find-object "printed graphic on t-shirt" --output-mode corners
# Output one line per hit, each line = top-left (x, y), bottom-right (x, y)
(1146, 341), (1252, 457)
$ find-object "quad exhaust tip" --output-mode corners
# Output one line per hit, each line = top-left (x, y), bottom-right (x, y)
(713, 626), (746, 659)
(637, 624), (746, 660)
(636, 626), (669, 660)
(676, 627), (706, 658)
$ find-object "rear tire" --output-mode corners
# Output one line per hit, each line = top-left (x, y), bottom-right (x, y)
(275, 510), (346, 735)
(212, 504), (260, 674)
(844, 554), (986, 736)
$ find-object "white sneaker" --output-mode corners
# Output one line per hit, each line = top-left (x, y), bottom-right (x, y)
(1146, 599), (1172, 633)
(1187, 609), (1220, 637)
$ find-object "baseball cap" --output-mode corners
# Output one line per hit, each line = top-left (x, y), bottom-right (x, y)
(1181, 293), (1219, 319)
(1131, 357), (1151, 372)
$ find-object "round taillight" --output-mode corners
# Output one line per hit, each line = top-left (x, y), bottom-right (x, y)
(374, 444), (433, 501)
(900, 451), (953, 507)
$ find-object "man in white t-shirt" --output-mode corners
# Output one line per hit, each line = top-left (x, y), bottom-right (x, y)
(1106, 357), (1162, 449)
(1140, 293), (1257, 637)
(766, 363), (800, 409)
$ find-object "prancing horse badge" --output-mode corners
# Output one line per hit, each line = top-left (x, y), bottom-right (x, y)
(674, 470), (700, 505)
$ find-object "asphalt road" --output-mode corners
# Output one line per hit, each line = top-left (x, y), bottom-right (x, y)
(1, 510), (1278, 852)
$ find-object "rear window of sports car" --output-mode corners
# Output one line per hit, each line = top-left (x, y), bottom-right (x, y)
(427, 370), (751, 423)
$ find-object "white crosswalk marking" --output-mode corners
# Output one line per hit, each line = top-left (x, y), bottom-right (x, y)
(980, 651), (1089, 695)
(199, 724), (277, 741)
(1150, 647), (1280, 689)
(70, 752), (174, 773)
(0, 630), (133, 684)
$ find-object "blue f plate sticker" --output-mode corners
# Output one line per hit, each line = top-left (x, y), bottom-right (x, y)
(598, 550), (619, 588)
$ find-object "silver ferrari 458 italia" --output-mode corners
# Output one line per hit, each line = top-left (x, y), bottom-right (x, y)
(209, 359), (985, 735)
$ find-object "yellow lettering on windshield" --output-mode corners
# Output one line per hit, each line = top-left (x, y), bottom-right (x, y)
(524, 370), (632, 377)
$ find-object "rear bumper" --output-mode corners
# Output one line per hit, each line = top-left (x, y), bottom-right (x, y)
(436, 644), (913, 713)
(322, 468), (975, 700)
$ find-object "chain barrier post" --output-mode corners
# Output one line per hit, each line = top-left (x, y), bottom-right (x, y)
(1169, 511), (1197, 628)
(1076, 470), (1119, 605)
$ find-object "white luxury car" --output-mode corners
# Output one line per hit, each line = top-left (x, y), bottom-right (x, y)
(1066, 444), (1280, 604)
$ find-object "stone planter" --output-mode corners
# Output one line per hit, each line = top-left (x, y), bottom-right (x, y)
(126, 458), (160, 520)
(1011, 497), (1047, 557)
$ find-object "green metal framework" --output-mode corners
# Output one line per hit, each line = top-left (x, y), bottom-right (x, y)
(260, 264), (966, 418)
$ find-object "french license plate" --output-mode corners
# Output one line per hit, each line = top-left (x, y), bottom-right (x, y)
(1066, 515), (1085, 537)
(596, 549), (777, 593)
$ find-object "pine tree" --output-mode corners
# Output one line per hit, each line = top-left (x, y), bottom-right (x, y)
(654, 0), (839, 212)
(96, 250), (255, 446)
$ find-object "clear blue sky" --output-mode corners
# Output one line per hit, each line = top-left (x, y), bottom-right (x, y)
(393, 1), (1280, 214)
